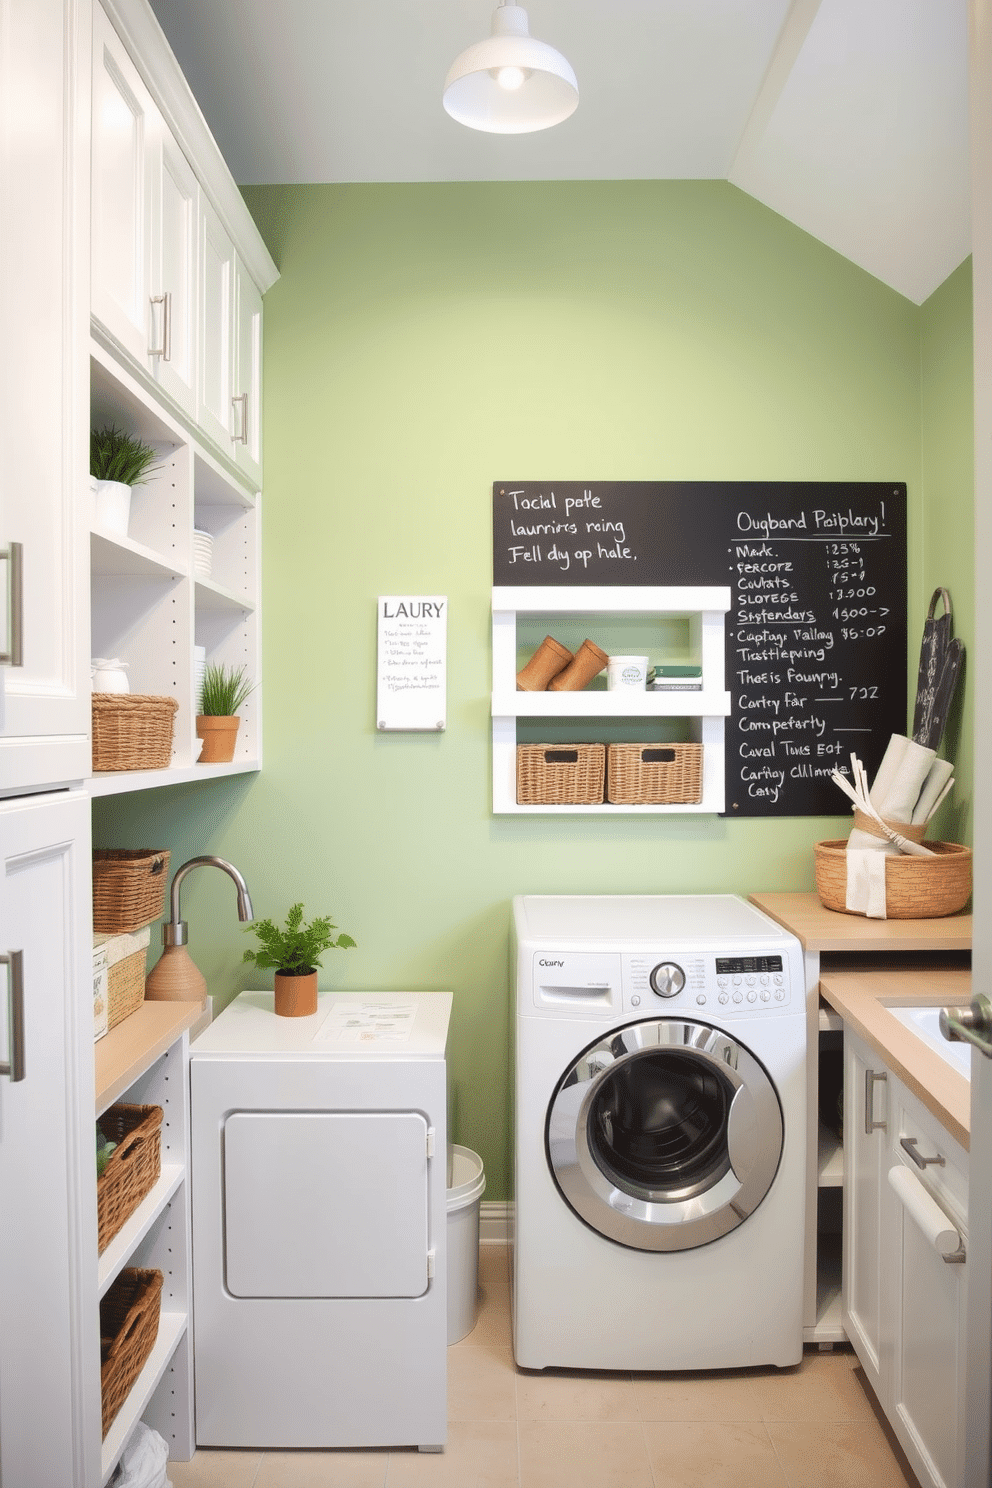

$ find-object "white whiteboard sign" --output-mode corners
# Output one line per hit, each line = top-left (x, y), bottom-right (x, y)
(376, 596), (447, 732)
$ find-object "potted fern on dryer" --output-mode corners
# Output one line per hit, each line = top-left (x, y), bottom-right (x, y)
(243, 902), (356, 1016)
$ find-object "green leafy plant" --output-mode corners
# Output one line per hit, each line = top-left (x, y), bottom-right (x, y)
(243, 902), (356, 977)
(199, 662), (256, 717)
(90, 424), (161, 488)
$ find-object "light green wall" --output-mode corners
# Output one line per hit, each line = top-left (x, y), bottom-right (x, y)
(96, 181), (974, 1199)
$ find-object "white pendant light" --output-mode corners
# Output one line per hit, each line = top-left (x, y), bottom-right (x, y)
(443, 1), (578, 135)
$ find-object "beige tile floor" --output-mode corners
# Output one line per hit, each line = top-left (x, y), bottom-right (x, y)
(168, 1242), (920, 1488)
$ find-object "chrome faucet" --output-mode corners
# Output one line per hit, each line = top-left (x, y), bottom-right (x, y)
(162, 855), (254, 947)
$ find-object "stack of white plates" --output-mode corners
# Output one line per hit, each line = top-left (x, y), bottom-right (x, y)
(193, 528), (214, 579)
(193, 645), (206, 714)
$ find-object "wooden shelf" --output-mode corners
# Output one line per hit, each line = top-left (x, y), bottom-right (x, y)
(95, 1001), (202, 1115)
(492, 689), (731, 718)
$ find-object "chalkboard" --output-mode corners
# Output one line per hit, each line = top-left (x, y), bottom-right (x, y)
(492, 482), (907, 817)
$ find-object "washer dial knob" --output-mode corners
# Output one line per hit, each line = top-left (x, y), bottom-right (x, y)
(649, 962), (686, 999)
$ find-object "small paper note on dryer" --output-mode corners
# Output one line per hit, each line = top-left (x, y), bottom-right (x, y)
(314, 998), (417, 1045)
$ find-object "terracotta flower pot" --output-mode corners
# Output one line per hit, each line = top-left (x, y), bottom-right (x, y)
(196, 714), (240, 763)
(273, 970), (318, 1017)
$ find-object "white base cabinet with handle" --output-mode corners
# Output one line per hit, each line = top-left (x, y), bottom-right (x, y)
(843, 1030), (969, 1488)
(0, 790), (100, 1487)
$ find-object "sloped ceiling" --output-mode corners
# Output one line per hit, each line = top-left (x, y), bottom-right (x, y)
(147, 0), (970, 303)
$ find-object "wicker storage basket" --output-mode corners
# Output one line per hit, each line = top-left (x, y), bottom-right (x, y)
(814, 839), (972, 919)
(516, 744), (605, 805)
(100, 1267), (163, 1437)
(93, 849), (170, 934)
(92, 694), (178, 772)
(606, 743), (703, 805)
(96, 1104), (163, 1253)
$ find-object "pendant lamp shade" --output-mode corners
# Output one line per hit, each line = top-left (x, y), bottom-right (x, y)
(443, 2), (578, 135)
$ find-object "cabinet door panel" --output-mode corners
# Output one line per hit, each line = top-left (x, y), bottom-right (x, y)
(91, 5), (153, 362)
(151, 124), (198, 417)
(233, 258), (262, 488)
(198, 200), (235, 452)
(842, 1032), (887, 1398)
(0, 790), (98, 1486)
(0, 0), (88, 786)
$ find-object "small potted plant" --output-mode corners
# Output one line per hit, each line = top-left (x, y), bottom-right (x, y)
(243, 902), (356, 1016)
(90, 423), (161, 537)
(196, 662), (256, 763)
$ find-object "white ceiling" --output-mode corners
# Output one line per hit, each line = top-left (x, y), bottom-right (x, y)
(146, 0), (971, 304)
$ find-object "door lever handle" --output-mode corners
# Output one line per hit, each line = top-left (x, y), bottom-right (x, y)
(940, 996), (992, 1059)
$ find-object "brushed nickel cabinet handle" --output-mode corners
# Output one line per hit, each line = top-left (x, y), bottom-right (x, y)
(0, 541), (23, 667)
(900, 1135), (946, 1170)
(864, 1068), (887, 1134)
(232, 392), (248, 445)
(0, 951), (25, 1082)
(149, 291), (172, 361)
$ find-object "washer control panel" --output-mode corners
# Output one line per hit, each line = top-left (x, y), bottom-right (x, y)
(625, 950), (792, 1013)
(530, 947), (794, 1015)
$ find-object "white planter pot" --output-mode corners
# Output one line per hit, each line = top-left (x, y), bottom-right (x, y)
(91, 477), (131, 536)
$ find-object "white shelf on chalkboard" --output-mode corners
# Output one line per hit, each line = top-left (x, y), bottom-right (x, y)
(491, 586), (731, 815)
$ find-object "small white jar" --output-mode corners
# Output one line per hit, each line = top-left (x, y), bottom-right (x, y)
(606, 655), (649, 691)
(91, 658), (130, 694)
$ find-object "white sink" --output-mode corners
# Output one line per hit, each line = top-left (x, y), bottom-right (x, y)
(888, 1005), (972, 1079)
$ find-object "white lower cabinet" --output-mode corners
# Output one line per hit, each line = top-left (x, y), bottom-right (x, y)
(0, 791), (99, 1488)
(843, 1030), (969, 1488)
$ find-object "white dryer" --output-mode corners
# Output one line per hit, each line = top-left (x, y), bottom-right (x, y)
(190, 990), (451, 1450)
(512, 895), (805, 1372)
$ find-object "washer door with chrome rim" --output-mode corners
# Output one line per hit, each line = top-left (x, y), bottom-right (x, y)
(546, 1018), (784, 1252)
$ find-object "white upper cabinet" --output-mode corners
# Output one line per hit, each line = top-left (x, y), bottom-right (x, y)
(91, 5), (198, 419)
(198, 203), (262, 489)
(198, 197), (235, 454)
(0, 0), (90, 791)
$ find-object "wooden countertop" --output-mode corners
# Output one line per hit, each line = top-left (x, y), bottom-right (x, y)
(750, 891), (973, 953)
(819, 967), (972, 1150)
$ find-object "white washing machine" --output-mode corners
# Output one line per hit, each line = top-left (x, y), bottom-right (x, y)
(512, 895), (806, 1372)
(190, 990), (451, 1450)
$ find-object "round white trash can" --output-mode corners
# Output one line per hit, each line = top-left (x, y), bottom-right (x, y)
(447, 1145), (486, 1345)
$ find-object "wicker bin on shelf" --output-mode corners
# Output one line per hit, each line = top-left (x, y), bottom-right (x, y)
(96, 1104), (163, 1253)
(606, 743), (703, 805)
(516, 744), (605, 805)
(91, 694), (178, 772)
(100, 1267), (163, 1437)
(92, 849), (170, 935)
(814, 839), (972, 919)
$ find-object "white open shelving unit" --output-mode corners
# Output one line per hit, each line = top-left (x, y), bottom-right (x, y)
(491, 585), (731, 814)
(89, 342), (261, 795)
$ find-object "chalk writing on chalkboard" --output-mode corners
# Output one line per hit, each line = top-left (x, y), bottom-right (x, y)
(492, 483), (907, 817)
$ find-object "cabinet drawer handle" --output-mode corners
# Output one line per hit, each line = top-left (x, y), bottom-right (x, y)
(900, 1135), (945, 1169)
(0, 541), (23, 667)
(232, 392), (249, 444)
(888, 1163), (965, 1263)
(149, 291), (172, 361)
(0, 951), (25, 1082)
(865, 1068), (887, 1133)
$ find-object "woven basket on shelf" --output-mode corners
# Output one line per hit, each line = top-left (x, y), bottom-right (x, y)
(96, 1104), (163, 1253)
(814, 839), (972, 919)
(100, 1267), (163, 1437)
(606, 743), (703, 805)
(516, 744), (605, 805)
(92, 694), (178, 772)
(93, 849), (170, 935)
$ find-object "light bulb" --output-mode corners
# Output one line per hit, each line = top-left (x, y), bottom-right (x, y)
(496, 65), (526, 90)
